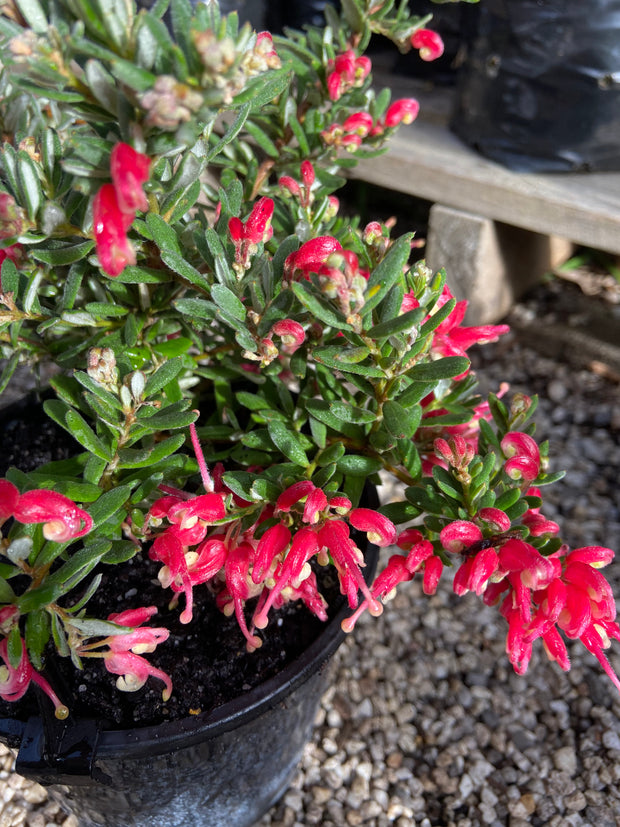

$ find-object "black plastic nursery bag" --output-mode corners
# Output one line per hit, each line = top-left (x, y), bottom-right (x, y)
(451, 0), (620, 172)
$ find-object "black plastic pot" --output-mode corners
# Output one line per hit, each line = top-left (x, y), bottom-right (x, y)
(452, 0), (620, 172)
(0, 498), (379, 827)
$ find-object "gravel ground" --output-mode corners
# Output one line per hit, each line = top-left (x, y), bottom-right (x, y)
(2, 280), (620, 826)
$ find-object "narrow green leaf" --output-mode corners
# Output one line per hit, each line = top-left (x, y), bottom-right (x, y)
(174, 297), (216, 321)
(65, 410), (112, 460)
(336, 455), (383, 476)
(267, 420), (308, 466)
(161, 249), (209, 289)
(383, 400), (421, 439)
(15, 0), (47, 32)
(145, 213), (180, 254)
(329, 401), (376, 425)
(406, 356), (470, 383)
(367, 306), (425, 340)
(25, 609), (50, 670)
(87, 486), (134, 529)
(292, 280), (351, 330)
(362, 235), (412, 317)
(211, 284), (246, 321)
(144, 357), (184, 397)
(206, 103), (251, 162)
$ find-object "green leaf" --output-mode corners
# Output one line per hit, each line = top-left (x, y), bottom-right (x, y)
(25, 609), (50, 670)
(0, 577), (16, 602)
(211, 284), (246, 321)
(383, 400), (421, 439)
(206, 103), (251, 163)
(161, 249), (209, 289)
(221, 470), (257, 501)
(15, 0), (47, 31)
(329, 401), (376, 425)
(292, 280), (351, 330)
(379, 501), (421, 524)
(174, 297), (216, 321)
(31, 240), (95, 266)
(336, 455), (383, 477)
(109, 266), (173, 284)
(418, 298), (457, 338)
(232, 69), (291, 110)
(243, 120), (280, 159)
(367, 307), (425, 340)
(65, 409), (112, 460)
(117, 434), (185, 468)
(110, 58), (157, 92)
(313, 346), (384, 378)
(267, 420), (308, 466)
(145, 213), (180, 254)
(362, 235), (412, 318)
(406, 356), (470, 383)
(87, 485), (134, 529)
(144, 357), (184, 397)
(432, 466), (462, 501)
(134, 408), (197, 430)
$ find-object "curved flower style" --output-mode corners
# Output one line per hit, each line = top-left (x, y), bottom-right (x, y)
(0, 638), (68, 719)
(76, 607), (172, 700)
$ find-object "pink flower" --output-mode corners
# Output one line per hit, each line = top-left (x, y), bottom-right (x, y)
(326, 50), (371, 100)
(13, 488), (93, 541)
(342, 553), (413, 633)
(429, 286), (509, 375)
(411, 28), (445, 62)
(300, 160), (315, 187)
(252, 523), (292, 584)
(110, 143), (151, 213)
(270, 319), (306, 353)
(501, 432), (541, 482)
(440, 520), (482, 554)
(284, 235), (343, 280)
(521, 488), (559, 537)
(384, 98), (420, 127)
(93, 184), (136, 277)
(0, 638), (68, 718)
(243, 196), (274, 244)
(349, 507), (397, 547)
(253, 527), (319, 629)
(342, 112), (374, 137)
(0, 479), (19, 523)
(317, 519), (381, 615)
(275, 480), (315, 512)
(0, 243), (23, 267)
(224, 542), (262, 651)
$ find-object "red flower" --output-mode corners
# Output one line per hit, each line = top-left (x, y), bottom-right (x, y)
(93, 184), (137, 277)
(0, 637), (68, 718)
(411, 28), (445, 62)
(13, 488), (93, 542)
(284, 236), (343, 280)
(0, 244), (22, 268)
(384, 98), (420, 127)
(110, 143), (151, 213)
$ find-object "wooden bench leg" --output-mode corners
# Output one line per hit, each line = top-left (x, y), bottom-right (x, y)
(426, 204), (574, 325)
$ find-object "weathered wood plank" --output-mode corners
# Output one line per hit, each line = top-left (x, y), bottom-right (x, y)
(351, 80), (620, 255)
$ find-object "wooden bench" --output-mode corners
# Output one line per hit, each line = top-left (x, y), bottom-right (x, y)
(350, 76), (620, 323)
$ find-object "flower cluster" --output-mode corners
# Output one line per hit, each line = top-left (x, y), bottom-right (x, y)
(326, 49), (371, 101)
(141, 426), (397, 653)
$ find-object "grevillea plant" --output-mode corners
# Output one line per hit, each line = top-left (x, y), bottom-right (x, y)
(0, 0), (619, 720)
